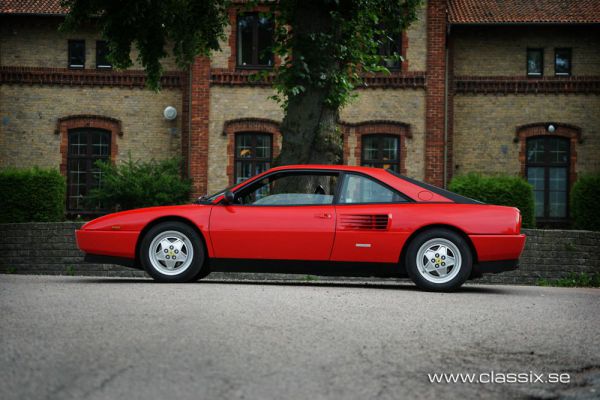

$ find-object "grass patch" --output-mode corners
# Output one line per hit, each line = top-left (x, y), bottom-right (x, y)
(538, 272), (600, 288)
(303, 275), (318, 282)
(6, 266), (16, 274)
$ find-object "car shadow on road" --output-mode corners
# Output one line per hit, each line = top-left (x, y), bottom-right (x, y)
(65, 276), (509, 294)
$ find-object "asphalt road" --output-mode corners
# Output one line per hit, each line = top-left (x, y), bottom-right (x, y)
(1, 275), (599, 400)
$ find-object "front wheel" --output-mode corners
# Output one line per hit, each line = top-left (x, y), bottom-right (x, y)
(140, 221), (206, 283)
(405, 229), (472, 291)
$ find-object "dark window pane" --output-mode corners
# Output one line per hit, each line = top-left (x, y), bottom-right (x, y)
(257, 16), (273, 66)
(96, 41), (112, 69)
(234, 132), (273, 184)
(527, 49), (543, 76)
(361, 134), (400, 172)
(237, 13), (273, 67)
(526, 138), (545, 163)
(525, 136), (570, 220)
(378, 32), (402, 69)
(555, 48), (571, 76)
(68, 40), (85, 68)
(67, 129), (111, 211)
(548, 137), (569, 164)
(237, 15), (254, 66)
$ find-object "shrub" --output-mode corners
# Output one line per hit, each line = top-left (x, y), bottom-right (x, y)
(0, 167), (65, 223)
(571, 172), (600, 231)
(87, 156), (191, 211)
(449, 173), (535, 228)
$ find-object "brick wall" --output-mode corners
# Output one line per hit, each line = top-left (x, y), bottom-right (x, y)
(452, 94), (600, 176)
(0, 16), (180, 70)
(453, 25), (600, 77)
(0, 85), (183, 169)
(1, 223), (598, 285)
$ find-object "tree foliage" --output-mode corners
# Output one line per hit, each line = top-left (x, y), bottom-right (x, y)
(62, 0), (421, 106)
(62, 0), (422, 167)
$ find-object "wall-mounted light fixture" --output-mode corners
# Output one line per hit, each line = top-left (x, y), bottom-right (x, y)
(163, 106), (177, 121)
(547, 124), (556, 133)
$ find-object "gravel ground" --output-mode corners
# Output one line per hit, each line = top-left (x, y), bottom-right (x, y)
(1, 275), (599, 400)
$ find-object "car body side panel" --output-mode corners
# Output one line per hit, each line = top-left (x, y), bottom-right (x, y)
(76, 204), (215, 258)
(209, 204), (336, 260)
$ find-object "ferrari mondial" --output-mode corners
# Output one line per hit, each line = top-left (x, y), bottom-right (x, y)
(76, 165), (526, 291)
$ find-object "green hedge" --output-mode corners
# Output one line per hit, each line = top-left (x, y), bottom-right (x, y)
(87, 156), (191, 211)
(571, 173), (600, 231)
(0, 167), (65, 223)
(449, 173), (535, 228)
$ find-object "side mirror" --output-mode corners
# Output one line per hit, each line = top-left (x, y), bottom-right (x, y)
(223, 191), (235, 204)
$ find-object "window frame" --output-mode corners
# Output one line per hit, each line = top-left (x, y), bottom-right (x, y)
(221, 169), (412, 207)
(526, 48), (544, 77)
(234, 132), (273, 184)
(66, 128), (111, 212)
(525, 136), (570, 222)
(377, 32), (403, 71)
(360, 134), (401, 172)
(95, 40), (112, 69)
(68, 39), (86, 69)
(236, 12), (274, 69)
(554, 48), (572, 76)
(232, 170), (342, 207)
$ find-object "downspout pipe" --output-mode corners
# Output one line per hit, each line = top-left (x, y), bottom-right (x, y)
(443, 25), (450, 188)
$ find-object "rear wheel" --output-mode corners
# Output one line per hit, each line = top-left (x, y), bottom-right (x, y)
(140, 221), (207, 283)
(405, 229), (472, 291)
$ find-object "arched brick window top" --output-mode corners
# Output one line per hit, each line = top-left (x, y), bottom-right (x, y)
(223, 118), (282, 185)
(57, 115), (122, 175)
(341, 120), (412, 138)
(222, 118), (281, 137)
(340, 120), (411, 174)
(515, 122), (582, 143)
(516, 122), (581, 224)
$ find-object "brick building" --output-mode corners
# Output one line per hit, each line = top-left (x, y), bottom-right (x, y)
(1, 0), (599, 225)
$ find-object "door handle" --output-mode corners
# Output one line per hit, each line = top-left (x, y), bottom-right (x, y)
(315, 213), (332, 219)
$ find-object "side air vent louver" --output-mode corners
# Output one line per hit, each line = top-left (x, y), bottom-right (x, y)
(338, 214), (390, 231)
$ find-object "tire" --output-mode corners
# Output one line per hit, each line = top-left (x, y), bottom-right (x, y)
(405, 228), (472, 292)
(140, 221), (207, 283)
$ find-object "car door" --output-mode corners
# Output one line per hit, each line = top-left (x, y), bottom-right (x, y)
(209, 171), (339, 260)
(330, 173), (411, 263)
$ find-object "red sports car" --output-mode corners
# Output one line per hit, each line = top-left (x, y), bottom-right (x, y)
(76, 165), (526, 291)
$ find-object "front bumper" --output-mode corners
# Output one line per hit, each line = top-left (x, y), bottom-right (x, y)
(75, 229), (139, 259)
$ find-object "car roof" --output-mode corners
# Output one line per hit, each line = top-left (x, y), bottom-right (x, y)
(263, 164), (481, 204)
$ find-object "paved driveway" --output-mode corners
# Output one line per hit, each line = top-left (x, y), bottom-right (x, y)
(1, 275), (599, 400)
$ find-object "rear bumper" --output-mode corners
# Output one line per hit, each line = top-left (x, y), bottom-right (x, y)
(469, 234), (526, 262)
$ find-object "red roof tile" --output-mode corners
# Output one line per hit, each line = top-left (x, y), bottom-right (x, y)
(0, 0), (67, 15)
(449, 0), (600, 24)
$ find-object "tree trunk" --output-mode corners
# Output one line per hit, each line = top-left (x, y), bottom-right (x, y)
(274, 0), (343, 166)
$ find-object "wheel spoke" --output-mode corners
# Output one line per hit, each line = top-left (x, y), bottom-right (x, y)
(423, 260), (436, 272)
(155, 251), (167, 262)
(164, 259), (177, 270)
(436, 265), (448, 277)
(445, 255), (455, 267)
(437, 245), (447, 257)
(177, 250), (188, 263)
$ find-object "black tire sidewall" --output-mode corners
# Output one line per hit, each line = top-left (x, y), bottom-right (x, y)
(140, 221), (205, 283)
(405, 229), (472, 291)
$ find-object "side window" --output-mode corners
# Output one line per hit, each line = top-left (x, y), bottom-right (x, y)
(68, 40), (85, 69)
(236, 173), (338, 205)
(527, 48), (543, 77)
(338, 174), (405, 204)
